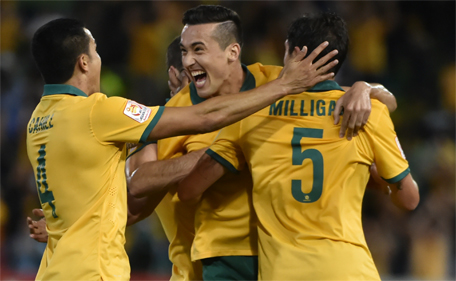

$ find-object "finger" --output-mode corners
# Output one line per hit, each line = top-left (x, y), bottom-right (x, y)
(32, 208), (44, 217)
(316, 59), (338, 75)
(313, 72), (335, 84)
(313, 49), (338, 69)
(333, 100), (343, 125)
(304, 41), (328, 63)
(362, 110), (370, 126)
(292, 46), (308, 61)
(346, 113), (358, 140)
(339, 114), (350, 138)
(353, 117), (363, 137)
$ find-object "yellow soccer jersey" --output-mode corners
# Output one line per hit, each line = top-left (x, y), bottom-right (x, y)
(26, 84), (163, 281)
(208, 79), (409, 280)
(155, 65), (259, 279)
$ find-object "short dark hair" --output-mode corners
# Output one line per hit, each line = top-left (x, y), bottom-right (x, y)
(287, 12), (349, 75)
(182, 5), (243, 50)
(166, 36), (183, 71)
(31, 18), (91, 84)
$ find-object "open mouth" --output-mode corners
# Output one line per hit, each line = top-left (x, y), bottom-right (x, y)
(191, 70), (207, 87)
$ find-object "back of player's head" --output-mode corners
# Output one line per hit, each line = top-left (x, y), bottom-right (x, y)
(287, 12), (348, 75)
(182, 5), (243, 50)
(166, 36), (183, 71)
(32, 18), (90, 84)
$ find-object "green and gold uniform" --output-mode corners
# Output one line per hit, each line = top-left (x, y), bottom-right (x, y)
(155, 64), (259, 280)
(208, 66), (409, 280)
(26, 85), (163, 281)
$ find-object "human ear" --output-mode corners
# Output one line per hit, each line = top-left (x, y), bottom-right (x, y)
(227, 43), (241, 62)
(77, 54), (90, 72)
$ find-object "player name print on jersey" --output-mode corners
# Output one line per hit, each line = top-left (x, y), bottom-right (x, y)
(269, 99), (337, 117)
(124, 100), (151, 123)
(28, 114), (54, 134)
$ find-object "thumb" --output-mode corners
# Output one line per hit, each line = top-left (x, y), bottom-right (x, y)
(33, 208), (45, 218)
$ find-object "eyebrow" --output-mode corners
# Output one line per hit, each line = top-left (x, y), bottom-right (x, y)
(180, 41), (205, 48)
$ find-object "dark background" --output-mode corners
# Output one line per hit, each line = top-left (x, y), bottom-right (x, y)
(1, 1), (454, 280)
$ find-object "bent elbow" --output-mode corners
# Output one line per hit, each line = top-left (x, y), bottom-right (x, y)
(406, 195), (420, 211)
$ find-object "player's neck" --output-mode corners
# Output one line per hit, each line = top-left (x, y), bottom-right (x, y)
(217, 62), (245, 96)
(64, 75), (96, 96)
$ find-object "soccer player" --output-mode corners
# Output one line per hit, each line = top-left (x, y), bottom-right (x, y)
(127, 5), (398, 281)
(26, 18), (336, 281)
(177, 12), (420, 281)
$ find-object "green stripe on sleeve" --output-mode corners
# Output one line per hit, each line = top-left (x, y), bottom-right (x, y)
(140, 106), (164, 143)
(382, 167), (410, 184)
(206, 149), (240, 174)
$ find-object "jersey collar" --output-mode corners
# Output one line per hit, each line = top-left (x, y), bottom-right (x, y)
(42, 84), (88, 97)
(307, 80), (344, 92)
(189, 64), (256, 105)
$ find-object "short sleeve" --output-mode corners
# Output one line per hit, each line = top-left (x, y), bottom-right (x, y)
(366, 105), (410, 183)
(206, 121), (245, 174)
(91, 96), (164, 144)
(184, 131), (219, 153)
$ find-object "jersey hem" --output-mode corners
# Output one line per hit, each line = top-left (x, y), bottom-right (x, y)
(140, 106), (164, 143)
(191, 250), (258, 261)
(382, 167), (410, 183)
(206, 149), (240, 174)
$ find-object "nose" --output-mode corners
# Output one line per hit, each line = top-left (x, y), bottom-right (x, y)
(182, 52), (195, 69)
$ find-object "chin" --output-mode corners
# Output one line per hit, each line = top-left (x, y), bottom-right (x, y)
(196, 89), (215, 99)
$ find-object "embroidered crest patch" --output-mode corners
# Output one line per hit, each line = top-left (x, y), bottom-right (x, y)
(123, 100), (151, 123)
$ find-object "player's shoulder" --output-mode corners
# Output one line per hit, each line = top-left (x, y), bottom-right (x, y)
(371, 99), (390, 116)
(165, 84), (192, 107)
(247, 63), (282, 85)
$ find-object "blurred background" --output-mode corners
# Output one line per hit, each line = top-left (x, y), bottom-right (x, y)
(1, 1), (454, 280)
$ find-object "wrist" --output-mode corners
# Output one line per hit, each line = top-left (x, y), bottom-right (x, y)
(274, 78), (293, 98)
(351, 81), (372, 99)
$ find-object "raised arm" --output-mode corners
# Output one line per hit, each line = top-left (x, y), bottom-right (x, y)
(148, 43), (339, 141)
(335, 82), (397, 140)
(177, 153), (227, 202)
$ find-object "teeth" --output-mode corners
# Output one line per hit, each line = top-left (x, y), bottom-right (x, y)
(191, 70), (206, 77)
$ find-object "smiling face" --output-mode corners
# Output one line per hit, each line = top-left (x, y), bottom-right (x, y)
(180, 23), (233, 99)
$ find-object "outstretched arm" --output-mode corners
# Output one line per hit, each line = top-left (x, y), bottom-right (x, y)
(148, 42), (339, 140)
(128, 148), (206, 198)
(335, 82), (397, 140)
(177, 153), (227, 202)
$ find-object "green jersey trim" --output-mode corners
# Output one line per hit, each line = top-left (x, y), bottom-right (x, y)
(139, 106), (165, 143)
(307, 80), (344, 92)
(43, 84), (88, 97)
(382, 167), (410, 184)
(206, 149), (240, 174)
